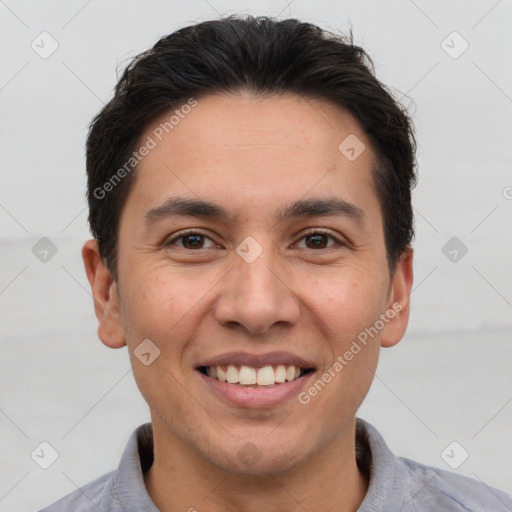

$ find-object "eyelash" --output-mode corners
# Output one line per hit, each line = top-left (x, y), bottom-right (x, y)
(166, 229), (345, 250)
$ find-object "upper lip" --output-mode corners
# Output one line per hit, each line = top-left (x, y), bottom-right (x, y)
(197, 351), (316, 370)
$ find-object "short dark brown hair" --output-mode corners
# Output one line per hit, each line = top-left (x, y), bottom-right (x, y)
(86, 15), (416, 277)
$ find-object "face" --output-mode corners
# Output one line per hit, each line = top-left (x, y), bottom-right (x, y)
(84, 93), (413, 475)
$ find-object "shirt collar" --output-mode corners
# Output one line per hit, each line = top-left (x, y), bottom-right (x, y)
(356, 418), (409, 511)
(110, 423), (158, 511)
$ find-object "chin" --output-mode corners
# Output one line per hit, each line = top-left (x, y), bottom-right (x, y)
(208, 433), (313, 476)
(217, 450), (305, 476)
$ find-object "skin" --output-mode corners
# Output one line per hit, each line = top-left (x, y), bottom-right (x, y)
(83, 92), (413, 512)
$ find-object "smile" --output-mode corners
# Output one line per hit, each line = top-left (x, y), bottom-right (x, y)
(198, 364), (312, 386)
(195, 352), (316, 408)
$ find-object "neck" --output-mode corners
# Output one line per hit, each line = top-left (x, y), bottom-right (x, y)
(144, 419), (369, 512)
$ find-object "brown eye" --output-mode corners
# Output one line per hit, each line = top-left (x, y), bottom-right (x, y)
(297, 231), (340, 250)
(181, 234), (205, 249)
(304, 233), (329, 249)
(168, 232), (216, 249)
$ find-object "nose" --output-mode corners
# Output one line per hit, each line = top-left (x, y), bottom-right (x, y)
(213, 249), (300, 335)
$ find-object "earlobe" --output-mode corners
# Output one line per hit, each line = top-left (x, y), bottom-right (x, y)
(380, 247), (414, 348)
(82, 240), (126, 349)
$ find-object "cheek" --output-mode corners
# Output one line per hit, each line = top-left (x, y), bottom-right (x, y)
(118, 264), (216, 396)
(304, 268), (389, 343)
(295, 270), (387, 415)
(119, 263), (200, 342)
(119, 270), (199, 420)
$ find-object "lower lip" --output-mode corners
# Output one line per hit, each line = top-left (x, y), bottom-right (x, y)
(198, 371), (314, 408)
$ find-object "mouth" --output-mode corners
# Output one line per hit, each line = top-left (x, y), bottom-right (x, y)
(195, 352), (316, 408)
(197, 364), (314, 387)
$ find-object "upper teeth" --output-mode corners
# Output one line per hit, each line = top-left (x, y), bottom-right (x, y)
(206, 365), (303, 386)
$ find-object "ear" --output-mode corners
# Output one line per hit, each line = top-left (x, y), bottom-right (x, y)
(380, 247), (414, 348)
(82, 239), (126, 349)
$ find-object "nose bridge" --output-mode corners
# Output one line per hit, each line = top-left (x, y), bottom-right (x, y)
(238, 249), (281, 296)
(214, 240), (299, 334)
(234, 244), (286, 310)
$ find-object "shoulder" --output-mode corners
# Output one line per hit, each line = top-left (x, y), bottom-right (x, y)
(398, 456), (512, 511)
(37, 423), (155, 512)
(357, 419), (512, 512)
(38, 470), (118, 512)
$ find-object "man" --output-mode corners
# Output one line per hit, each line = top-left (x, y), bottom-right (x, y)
(40, 15), (512, 512)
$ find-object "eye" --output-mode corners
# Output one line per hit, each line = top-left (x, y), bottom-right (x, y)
(165, 230), (344, 251)
(296, 231), (342, 250)
(167, 231), (216, 250)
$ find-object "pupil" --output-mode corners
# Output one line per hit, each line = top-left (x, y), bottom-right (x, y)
(184, 234), (203, 248)
(307, 234), (327, 249)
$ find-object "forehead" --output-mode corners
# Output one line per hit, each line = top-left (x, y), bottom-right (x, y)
(126, 93), (378, 222)
(144, 93), (370, 160)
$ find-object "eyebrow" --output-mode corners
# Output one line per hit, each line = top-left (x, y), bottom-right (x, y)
(144, 196), (364, 229)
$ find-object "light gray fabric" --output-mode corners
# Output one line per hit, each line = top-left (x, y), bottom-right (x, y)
(39, 419), (512, 511)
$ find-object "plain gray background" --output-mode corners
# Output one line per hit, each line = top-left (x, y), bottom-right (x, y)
(1, 1), (511, 510)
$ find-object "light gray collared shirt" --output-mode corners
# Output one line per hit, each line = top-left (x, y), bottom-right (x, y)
(39, 419), (512, 511)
